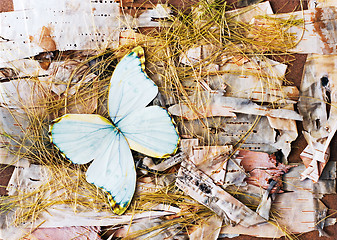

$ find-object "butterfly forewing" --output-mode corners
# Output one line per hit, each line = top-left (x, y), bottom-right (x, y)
(50, 114), (115, 164)
(108, 46), (158, 124)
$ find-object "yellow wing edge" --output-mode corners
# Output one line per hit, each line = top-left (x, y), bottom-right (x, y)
(104, 189), (130, 215)
(127, 136), (180, 159)
(131, 46), (146, 71)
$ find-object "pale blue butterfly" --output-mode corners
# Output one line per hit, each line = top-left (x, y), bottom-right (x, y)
(50, 47), (179, 214)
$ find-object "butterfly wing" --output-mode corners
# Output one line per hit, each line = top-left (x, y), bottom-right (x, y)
(108, 46), (158, 124)
(85, 130), (136, 215)
(118, 106), (179, 158)
(109, 47), (179, 157)
(50, 114), (136, 214)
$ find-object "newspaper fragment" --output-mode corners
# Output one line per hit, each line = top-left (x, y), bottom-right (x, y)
(0, 0), (120, 63)
(0, 164), (178, 240)
(23, 226), (101, 240)
(308, 0), (337, 9)
(267, 7), (337, 54)
(221, 190), (336, 237)
(237, 150), (294, 191)
(0, 207), (176, 240)
(1, 0), (171, 64)
(189, 215), (222, 240)
(179, 139), (246, 187)
(179, 44), (220, 74)
(226, 1), (273, 23)
(179, 138), (199, 156)
(223, 156), (247, 187)
(219, 56), (286, 84)
(169, 91), (303, 120)
(114, 219), (186, 240)
(119, 29), (147, 46)
(256, 180), (278, 220)
(176, 160), (266, 227)
(215, 56), (298, 103)
(142, 152), (186, 172)
(298, 54), (337, 182)
(177, 111), (297, 157)
(177, 55), (292, 102)
(283, 162), (336, 196)
(0, 107), (32, 166)
(190, 145), (233, 185)
(267, 110), (299, 162)
(0, 78), (50, 111)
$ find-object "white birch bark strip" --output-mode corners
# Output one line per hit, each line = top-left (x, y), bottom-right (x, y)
(176, 160), (266, 227)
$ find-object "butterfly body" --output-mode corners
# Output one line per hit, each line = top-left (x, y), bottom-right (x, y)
(50, 47), (179, 214)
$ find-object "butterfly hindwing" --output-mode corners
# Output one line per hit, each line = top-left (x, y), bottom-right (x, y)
(85, 129), (136, 214)
(50, 114), (136, 214)
(108, 46), (158, 124)
(118, 106), (179, 158)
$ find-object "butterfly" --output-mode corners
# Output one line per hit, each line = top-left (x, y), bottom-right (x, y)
(49, 46), (179, 215)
